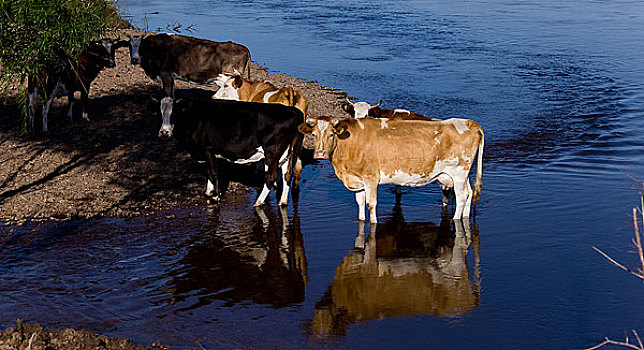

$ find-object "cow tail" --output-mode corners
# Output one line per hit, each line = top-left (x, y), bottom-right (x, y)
(472, 129), (484, 204)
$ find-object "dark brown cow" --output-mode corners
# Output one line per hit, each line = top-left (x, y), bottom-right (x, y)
(122, 33), (251, 99)
(27, 39), (117, 133)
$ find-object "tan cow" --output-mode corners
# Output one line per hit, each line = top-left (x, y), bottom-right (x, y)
(298, 117), (484, 222)
(212, 73), (308, 116)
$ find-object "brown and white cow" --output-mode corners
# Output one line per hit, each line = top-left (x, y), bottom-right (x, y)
(213, 73), (309, 187)
(212, 74), (308, 116)
(298, 117), (484, 222)
(342, 98), (437, 120)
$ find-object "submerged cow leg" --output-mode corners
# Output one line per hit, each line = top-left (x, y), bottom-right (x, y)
(279, 158), (291, 206)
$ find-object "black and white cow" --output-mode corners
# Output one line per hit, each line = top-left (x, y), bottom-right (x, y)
(123, 33), (251, 99)
(158, 97), (303, 207)
(27, 39), (117, 133)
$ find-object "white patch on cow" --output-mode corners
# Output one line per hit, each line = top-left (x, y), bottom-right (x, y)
(435, 138), (441, 144)
(379, 169), (431, 187)
(216, 147), (265, 164)
(82, 112), (89, 121)
(450, 119), (470, 134)
(205, 179), (215, 196)
(352, 102), (370, 118)
(380, 119), (389, 129)
(317, 120), (329, 134)
(394, 109), (410, 115)
(212, 74), (239, 100)
(263, 90), (279, 103)
(461, 151), (472, 164)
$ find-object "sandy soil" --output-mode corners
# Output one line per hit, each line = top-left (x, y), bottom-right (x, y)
(0, 29), (349, 226)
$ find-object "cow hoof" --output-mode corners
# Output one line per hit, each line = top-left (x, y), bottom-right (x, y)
(253, 201), (265, 207)
(278, 201), (288, 207)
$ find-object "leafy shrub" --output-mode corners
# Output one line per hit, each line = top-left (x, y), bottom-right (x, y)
(0, 0), (121, 134)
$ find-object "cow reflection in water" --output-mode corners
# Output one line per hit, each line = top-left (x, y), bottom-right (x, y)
(160, 205), (307, 310)
(313, 206), (481, 336)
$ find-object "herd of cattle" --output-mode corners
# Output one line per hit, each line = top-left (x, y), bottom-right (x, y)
(25, 32), (485, 223)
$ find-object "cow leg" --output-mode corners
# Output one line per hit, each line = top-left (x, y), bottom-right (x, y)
(254, 164), (271, 207)
(278, 157), (291, 206)
(355, 190), (366, 221)
(452, 172), (471, 220)
(205, 151), (221, 202)
(80, 90), (90, 121)
(27, 87), (38, 134)
(394, 185), (402, 204)
(160, 72), (175, 99)
(463, 180), (473, 218)
(42, 83), (61, 133)
(364, 180), (378, 224)
(293, 157), (303, 188)
(67, 91), (75, 121)
(355, 220), (366, 249)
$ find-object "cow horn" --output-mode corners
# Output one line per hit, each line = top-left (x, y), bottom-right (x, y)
(370, 100), (382, 109)
(345, 98), (354, 106)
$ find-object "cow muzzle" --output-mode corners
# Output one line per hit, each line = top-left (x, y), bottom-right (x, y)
(314, 150), (329, 159)
(159, 128), (173, 138)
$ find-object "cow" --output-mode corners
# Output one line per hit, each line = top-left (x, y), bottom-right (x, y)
(212, 73), (309, 187)
(342, 98), (437, 120)
(27, 39), (117, 133)
(341, 99), (449, 204)
(298, 116), (484, 222)
(158, 97), (303, 207)
(122, 33), (251, 99)
(212, 74), (308, 116)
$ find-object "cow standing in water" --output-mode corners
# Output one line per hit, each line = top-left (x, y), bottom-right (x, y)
(27, 39), (118, 133)
(341, 99), (453, 205)
(158, 97), (303, 207)
(212, 73), (309, 187)
(299, 117), (484, 222)
(121, 33), (251, 99)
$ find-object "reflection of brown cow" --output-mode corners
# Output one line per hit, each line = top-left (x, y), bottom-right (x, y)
(312, 207), (480, 337)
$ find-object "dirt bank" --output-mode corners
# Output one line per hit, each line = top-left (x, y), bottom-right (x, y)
(0, 29), (349, 225)
(0, 319), (173, 350)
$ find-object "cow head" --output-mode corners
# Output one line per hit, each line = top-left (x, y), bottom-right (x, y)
(212, 73), (242, 100)
(128, 34), (143, 65)
(298, 117), (350, 159)
(159, 97), (174, 138)
(342, 98), (381, 118)
(99, 39), (117, 68)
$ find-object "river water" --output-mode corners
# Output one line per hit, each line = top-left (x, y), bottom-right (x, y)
(2, 1), (644, 349)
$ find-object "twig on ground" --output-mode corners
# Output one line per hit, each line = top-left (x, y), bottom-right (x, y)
(194, 338), (207, 350)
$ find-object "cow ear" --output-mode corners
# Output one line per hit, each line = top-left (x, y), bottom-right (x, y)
(234, 75), (243, 88)
(334, 121), (350, 139)
(298, 122), (313, 134)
